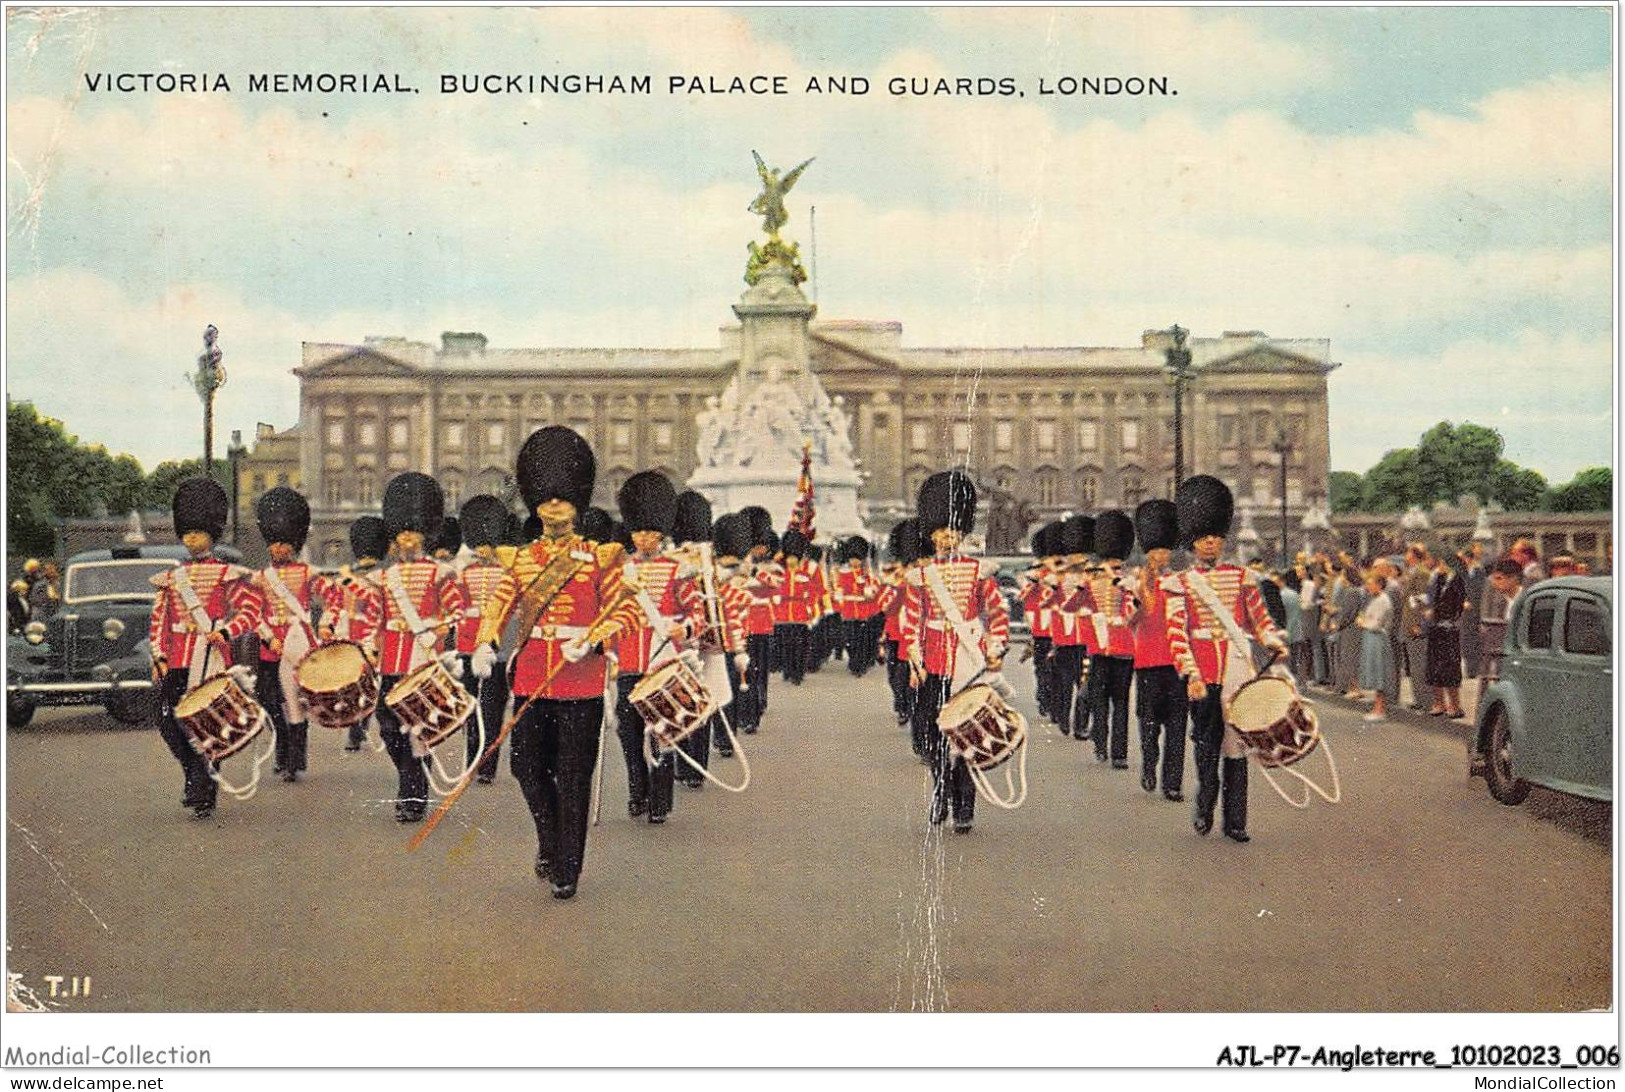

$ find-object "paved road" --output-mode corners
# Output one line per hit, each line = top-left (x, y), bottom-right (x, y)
(5, 657), (1611, 1012)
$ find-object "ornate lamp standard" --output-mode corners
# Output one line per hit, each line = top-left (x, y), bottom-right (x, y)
(1270, 423), (1293, 564)
(1162, 324), (1196, 489)
(190, 325), (226, 472)
(227, 429), (247, 544)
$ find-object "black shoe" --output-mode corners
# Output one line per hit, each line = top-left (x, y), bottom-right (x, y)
(281, 769), (298, 783)
(648, 813), (666, 825)
(1140, 770), (1157, 792)
(953, 820), (973, 834)
(928, 796), (948, 827)
(1223, 828), (1251, 844)
(1095, 750), (1109, 763)
(1193, 814), (1213, 836)
(272, 764), (285, 775)
(628, 797), (647, 818)
(192, 803), (215, 819)
(396, 807), (424, 824)
(476, 774), (495, 785)
(1111, 759), (1129, 770)
(551, 881), (577, 900)
(343, 743), (361, 753)
(718, 745), (734, 757)
(1163, 789), (1184, 802)
(682, 778), (703, 790)
(743, 725), (758, 735)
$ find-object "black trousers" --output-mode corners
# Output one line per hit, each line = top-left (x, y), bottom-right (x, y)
(883, 638), (914, 722)
(460, 655), (508, 780)
(1189, 682), (1248, 833)
(510, 696), (604, 885)
(913, 674), (975, 825)
(1050, 644), (1085, 738)
(844, 618), (872, 676)
(255, 660), (308, 774)
(614, 674), (673, 819)
(1136, 665), (1187, 792)
(1032, 637), (1053, 721)
(744, 634), (771, 728)
(157, 669), (216, 810)
(777, 624), (809, 684)
(375, 673), (429, 813)
(679, 665), (713, 784)
(1086, 654), (1135, 762)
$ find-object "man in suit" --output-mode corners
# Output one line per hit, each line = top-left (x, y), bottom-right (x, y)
(1399, 543), (1435, 712)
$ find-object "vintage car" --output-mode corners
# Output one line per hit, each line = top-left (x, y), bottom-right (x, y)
(1473, 576), (1612, 805)
(6, 544), (243, 727)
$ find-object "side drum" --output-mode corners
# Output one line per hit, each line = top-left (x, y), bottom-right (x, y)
(1226, 675), (1320, 769)
(295, 641), (380, 729)
(937, 684), (1027, 771)
(176, 674), (269, 762)
(630, 657), (712, 751)
(382, 658), (475, 750)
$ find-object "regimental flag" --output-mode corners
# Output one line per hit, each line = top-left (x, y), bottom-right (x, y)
(787, 441), (815, 539)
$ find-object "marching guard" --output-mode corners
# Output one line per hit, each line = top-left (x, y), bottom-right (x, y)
(835, 536), (882, 677)
(251, 486), (335, 783)
(148, 478), (262, 817)
(1082, 510), (1138, 769)
(773, 530), (820, 686)
(672, 491), (750, 766)
(1129, 499), (1186, 801)
(879, 519), (923, 730)
(1051, 514), (1093, 742)
(1022, 523), (1064, 729)
(471, 427), (645, 897)
(330, 516), (386, 753)
(455, 495), (513, 784)
(708, 513), (759, 750)
(1166, 475), (1288, 843)
(901, 471), (1011, 833)
(373, 473), (465, 823)
(739, 511), (778, 732)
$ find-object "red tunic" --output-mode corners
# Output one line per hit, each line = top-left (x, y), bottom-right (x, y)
(772, 562), (822, 626)
(454, 558), (509, 655)
(321, 564), (383, 646)
(1166, 562), (1285, 685)
(374, 558), (465, 676)
(878, 576), (908, 642)
(1080, 565), (1137, 659)
(252, 561), (335, 662)
(1130, 570), (1176, 669)
(147, 558), (261, 670)
(613, 554), (703, 675)
(476, 535), (644, 699)
(898, 557), (1011, 678)
(836, 568), (881, 621)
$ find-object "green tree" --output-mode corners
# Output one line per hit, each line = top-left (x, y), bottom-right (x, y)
(1489, 459), (1548, 512)
(1414, 421), (1504, 506)
(1359, 448), (1422, 512)
(1549, 466), (1612, 512)
(140, 458), (231, 512)
(1328, 470), (1365, 514)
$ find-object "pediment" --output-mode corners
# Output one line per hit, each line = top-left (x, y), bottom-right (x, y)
(1201, 346), (1333, 375)
(809, 331), (903, 374)
(297, 347), (420, 377)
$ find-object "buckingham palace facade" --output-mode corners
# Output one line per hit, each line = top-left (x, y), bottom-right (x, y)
(293, 322), (1337, 563)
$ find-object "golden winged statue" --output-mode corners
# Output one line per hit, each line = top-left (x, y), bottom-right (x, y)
(748, 151), (814, 238)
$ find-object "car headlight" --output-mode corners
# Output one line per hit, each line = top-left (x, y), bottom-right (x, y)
(24, 621), (46, 645)
(92, 664), (113, 681)
(102, 618), (126, 641)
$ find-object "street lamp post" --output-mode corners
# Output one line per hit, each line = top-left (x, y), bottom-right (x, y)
(1271, 424), (1293, 565)
(191, 325), (226, 473)
(1162, 324), (1196, 490)
(227, 429), (247, 544)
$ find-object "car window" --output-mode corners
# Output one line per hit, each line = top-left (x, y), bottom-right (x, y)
(65, 561), (173, 602)
(1523, 595), (1557, 651)
(1564, 597), (1611, 656)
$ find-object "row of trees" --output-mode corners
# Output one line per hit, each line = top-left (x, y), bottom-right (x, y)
(8, 401), (228, 557)
(1330, 421), (1610, 515)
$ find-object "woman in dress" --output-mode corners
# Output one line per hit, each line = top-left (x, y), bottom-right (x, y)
(1424, 554), (1466, 718)
(1357, 570), (1394, 722)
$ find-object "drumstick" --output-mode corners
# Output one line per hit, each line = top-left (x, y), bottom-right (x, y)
(407, 584), (635, 852)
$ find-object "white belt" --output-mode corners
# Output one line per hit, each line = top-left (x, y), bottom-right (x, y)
(925, 619), (951, 631)
(464, 608), (481, 619)
(1190, 628), (1215, 639)
(530, 624), (589, 640)
(170, 623), (200, 633)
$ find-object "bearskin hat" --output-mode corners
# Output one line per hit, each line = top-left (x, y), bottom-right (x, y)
(613, 520), (632, 550)
(433, 516), (462, 557)
(574, 505), (615, 544)
(713, 513), (753, 561)
(255, 486), (310, 551)
(916, 470), (978, 535)
(740, 505), (774, 548)
(781, 529), (810, 559)
(348, 516), (387, 564)
(616, 471), (677, 535)
(503, 513), (524, 547)
(382, 472), (445, 542)
(459, 495), (508, 550)
(672, 490), (713, 545)
(1060, 514), (1095, 557)
(1135, 499), (1179, 553)
(888, 518), (924, 565)
(836, 535), (871, 564)
(1175, 474), (1234, 546)
(522, 514), (543, 542)
(172, 477), (229, 541)
(1094, 509), (1135, 561)
(763, 529), (781, 556)
(517, 426), (595, 514)
(1042, 521), (1066, 559)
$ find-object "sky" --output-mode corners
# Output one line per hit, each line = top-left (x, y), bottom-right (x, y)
(5, 5), (1614, 483)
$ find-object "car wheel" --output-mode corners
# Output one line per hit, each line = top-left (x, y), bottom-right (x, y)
(105, 689), (155, 725)
(7, 694), (36, 728)
(1483, 706), (1530, 806)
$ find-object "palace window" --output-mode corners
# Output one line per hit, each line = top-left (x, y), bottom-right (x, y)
(1253, 412), (1274, 447)
(910, 422), (929, 453)
(251, 473), (266, 497)
(326, 420), (344, 448)
(357, 420), (378, 448)
(952, 422), (972, 453)
(443, 473), (463, 509)
(611, 422), (632, 452)
(653, 422), (674, 451)
(389, 420), (408, 449)
(994, 420), (1013, 453)
(276, 473), (290, 488)
(1036, 467), (1060, 506)
(356, 473), (376, 507)
(1036, 421), (1056, 455)
(1219, 415), (1239, 449)
(487, 423), (506, 452)
(444, 422), (464, 451)
(1120, 419), (1140, 453)
(325, 476), (343, 507)
(1079, 420), (1099, 451)
(1122, 474), (1145, 507)
(1081, 475), (1098, 507)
